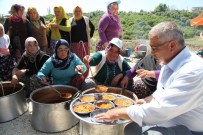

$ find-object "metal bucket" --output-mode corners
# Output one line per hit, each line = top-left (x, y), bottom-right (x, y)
(0, 81), (27, 123)
(30, 85), (80, 133)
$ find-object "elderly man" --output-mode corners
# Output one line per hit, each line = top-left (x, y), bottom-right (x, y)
(96, 21), (203, 135)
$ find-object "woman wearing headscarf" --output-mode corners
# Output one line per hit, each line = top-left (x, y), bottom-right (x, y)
(121, 54), (161, 99)
(37, 39), (87, 90)
(27, 7), (48, 54)
(96, 0), (123, 51)
(46, 6), (71, 55)
(0, 23), (15, 81)
(11, 37), (49, 97)
(3, 4), (32, 62)
(69, 6), (95, 78)
(83, 38), (132, 90)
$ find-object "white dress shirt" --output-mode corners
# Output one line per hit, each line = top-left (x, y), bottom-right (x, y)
(127, 47), (203, 132)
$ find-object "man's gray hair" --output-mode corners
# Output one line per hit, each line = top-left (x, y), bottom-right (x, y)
(149, 21), (185, 47)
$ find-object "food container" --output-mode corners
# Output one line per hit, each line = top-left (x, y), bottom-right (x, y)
(30, 85), (79, 133)
(73, 102), (95, 115)
(101, 93), (116, 101)
(0, 81), (27, 123)
(80, 94), (97, 103)
(114, 97), (134, 107)
(94, 100), (114, 109)
(70, 92), (136, 135)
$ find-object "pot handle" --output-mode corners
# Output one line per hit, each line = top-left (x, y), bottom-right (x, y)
(64, 91), (81, 110)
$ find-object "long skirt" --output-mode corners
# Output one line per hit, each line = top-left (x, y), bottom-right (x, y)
(70, 41), (90, 78)
(0, 55), (15, 81)
(48, 40), (57, 56)
(131, 79), (153, 99)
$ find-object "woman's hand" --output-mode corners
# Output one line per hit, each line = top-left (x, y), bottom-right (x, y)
(83, 55), (92, 64)
(111, 73), (123, 86)
(136, 69), (156, 79)
(75, 65), (84, 73)
(51, 23), (58, 29)
(120, 76), (129, 88)
(40, 77), (49, 85)
(15, 69), (28, 78)
(103, 42), (109, 49)
(11, 75), (19, 85)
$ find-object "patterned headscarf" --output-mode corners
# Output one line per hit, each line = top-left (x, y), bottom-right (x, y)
(24, 37), (40, 63)
(51, 39), (74, 70)
(9, 4), (25, 15)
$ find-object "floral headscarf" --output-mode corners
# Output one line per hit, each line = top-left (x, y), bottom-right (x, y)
(51, 39), (74, 70)
(9, 4), (25, 15)
(9, 4), (25, 22)
(24, 37), (40, 63)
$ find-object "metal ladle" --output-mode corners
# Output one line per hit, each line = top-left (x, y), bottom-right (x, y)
(48, 84), (72, 99)
(80, 41), (108, 93)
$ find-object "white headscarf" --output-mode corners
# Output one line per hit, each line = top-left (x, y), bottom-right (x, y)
(0, 23), (10, 55)
(24, 37), (40, 63)
(0, 23), (10, 49)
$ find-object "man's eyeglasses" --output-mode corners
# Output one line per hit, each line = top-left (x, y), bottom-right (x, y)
(150, 40), (172, 52)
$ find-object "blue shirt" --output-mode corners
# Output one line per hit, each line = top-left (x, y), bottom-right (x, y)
(37, 54), (86, 85)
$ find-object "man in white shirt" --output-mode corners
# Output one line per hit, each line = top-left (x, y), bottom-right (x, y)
(95, 21), (203, 135)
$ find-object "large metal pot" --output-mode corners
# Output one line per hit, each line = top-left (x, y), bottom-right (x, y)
(0, 81), (27, 123)
(30, 85), (80, 133)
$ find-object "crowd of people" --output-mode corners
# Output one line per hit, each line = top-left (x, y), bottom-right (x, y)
(0, 1), (203, 135)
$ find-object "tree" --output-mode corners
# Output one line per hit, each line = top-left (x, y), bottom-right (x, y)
(154, 3), (169, 12)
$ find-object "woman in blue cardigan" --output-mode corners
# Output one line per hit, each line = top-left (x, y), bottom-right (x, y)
(37, 39), (86, 89)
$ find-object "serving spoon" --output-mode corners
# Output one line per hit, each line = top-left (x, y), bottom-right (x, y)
(80, 41), (108, 93)
(48, 84), (72, 99)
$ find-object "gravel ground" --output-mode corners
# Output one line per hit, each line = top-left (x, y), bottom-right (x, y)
(0, 110), (80, 135)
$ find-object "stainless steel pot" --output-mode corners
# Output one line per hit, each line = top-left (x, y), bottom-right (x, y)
(30, 85), (80, 133)
(0, 81), (27, 123)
